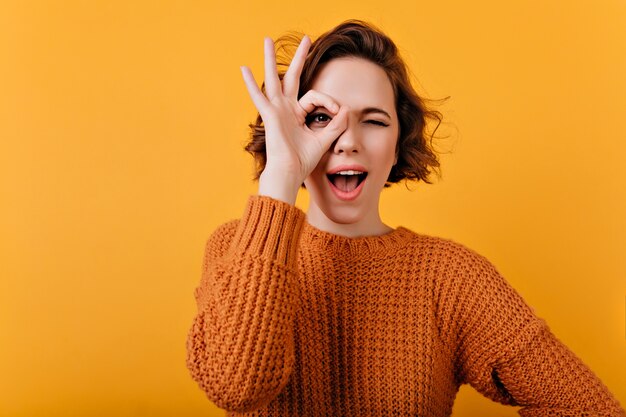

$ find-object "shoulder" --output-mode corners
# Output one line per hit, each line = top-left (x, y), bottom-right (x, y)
(421, 233), (542, 355)
(410, 232), (528, 318)
(398, 227), (476, 254)
(398, 227), (493, 273)
(209, 219), (240, 239)
(202, 219), (241, 260)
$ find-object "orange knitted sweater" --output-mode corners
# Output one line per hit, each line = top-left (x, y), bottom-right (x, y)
(186, 195), (625, 416)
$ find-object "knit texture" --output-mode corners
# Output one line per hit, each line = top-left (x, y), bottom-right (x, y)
(186, 195), (625, 416)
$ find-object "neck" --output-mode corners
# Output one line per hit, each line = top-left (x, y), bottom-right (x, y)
(305, 201), (393, 238)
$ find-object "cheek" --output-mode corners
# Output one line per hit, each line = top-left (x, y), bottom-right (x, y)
(368, 137), (398, 181)
(372, 136), (398, 162)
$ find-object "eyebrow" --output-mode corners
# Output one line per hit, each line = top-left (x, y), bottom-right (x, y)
(312, 106), (392, 119)
(361, 107), (391, 119)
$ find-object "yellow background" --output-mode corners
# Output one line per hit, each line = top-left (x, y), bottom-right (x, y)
(1, 0), (624, 415)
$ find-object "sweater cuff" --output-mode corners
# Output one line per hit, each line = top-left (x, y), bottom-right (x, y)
(227, 195), (306, 264)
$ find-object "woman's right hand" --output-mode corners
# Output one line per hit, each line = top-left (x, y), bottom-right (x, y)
(240, 35), (348, 205)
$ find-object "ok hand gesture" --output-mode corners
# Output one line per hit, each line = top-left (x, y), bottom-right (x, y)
(240, 35), (348, 205)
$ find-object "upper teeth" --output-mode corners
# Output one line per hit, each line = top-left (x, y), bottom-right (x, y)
(335, 170), (364, 175)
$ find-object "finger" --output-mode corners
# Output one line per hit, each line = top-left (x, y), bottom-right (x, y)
(282, 35), (311, 99)
(240, 65), (270, 117)
(264, 37), (281, 100)
(316, 105), (349, 150)
(298, 89), (340, 116)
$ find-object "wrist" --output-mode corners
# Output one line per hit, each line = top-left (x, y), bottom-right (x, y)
(258, 169), (301, 206)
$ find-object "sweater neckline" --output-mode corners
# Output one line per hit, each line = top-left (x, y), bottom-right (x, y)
(300, 221), (415, 256)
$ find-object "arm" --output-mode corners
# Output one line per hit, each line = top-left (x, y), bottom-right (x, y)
(188, 32), (346, 411)
(185, 195), (305, 412)
(434, 242), (625, 416)
(496, 323), (625, 417)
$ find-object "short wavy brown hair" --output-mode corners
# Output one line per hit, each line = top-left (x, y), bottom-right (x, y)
(245, 19), (445, 187)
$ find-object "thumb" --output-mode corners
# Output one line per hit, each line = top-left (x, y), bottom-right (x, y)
(317, 106), (348, 151)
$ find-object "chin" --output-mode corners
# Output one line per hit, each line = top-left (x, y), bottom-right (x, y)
(319, 204), (365, 225)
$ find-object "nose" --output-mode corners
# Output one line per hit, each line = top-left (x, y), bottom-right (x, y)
(332, 114), (360, 155)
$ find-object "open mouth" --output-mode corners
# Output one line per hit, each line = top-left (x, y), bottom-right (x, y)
(326, 170), (368, 193)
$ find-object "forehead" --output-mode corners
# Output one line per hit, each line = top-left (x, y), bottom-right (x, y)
(309, 57), (395, 112)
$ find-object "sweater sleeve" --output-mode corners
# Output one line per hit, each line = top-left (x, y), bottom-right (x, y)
(185, 195), (306, 412)
(434, 242), (625, 416)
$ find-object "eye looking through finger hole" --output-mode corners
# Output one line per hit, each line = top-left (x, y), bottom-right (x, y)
(305, 112), (332, 128)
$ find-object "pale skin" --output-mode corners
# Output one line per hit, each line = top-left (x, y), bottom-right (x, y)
(240, 35), (400, 237)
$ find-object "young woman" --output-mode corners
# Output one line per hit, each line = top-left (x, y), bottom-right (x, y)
(186, 20), (624, 416)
